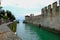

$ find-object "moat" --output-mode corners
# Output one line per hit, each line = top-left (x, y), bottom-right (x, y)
(16, 20), (60, 40)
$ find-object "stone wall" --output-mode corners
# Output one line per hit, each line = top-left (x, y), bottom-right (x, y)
(25, 0), (60, 32)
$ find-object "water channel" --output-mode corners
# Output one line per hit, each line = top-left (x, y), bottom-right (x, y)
(16, 21), (60, 40)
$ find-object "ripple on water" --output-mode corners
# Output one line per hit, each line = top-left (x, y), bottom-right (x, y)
(16, 21), (60, 40)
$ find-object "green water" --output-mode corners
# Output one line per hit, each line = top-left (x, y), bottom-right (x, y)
(16, 21), (60, 40)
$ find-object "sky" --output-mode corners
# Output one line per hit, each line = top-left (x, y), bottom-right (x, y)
(1, 0), (58, 20)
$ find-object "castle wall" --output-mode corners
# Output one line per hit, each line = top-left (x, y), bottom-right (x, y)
(52, 2), (57, 16)
(56, 6), (59, 16)
(59, 0), (60, 6)
(41, 8), (44, 17)
(59, 0), (60, 16)
(25, 0), (60, 31)
(41, 7), (47, 18)
(59, 6), (60, 16)
(44, 7), (48, 17)
(48, 5), (52, 17)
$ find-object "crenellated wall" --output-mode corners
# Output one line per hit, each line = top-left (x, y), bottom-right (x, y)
(25, 1), (60, 22)
(59, 0), (60, 16)
(52, 2), (57, 16)
(41, 1), (58, 17)
(25, 0), (60, 32)
(48, 5), (52, 17)
(44, 7), (48, 17)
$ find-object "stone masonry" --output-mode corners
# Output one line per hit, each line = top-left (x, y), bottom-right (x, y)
(25, 0), (60, 32)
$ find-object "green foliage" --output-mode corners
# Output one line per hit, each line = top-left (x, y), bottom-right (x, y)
(2, 16), (8, 19)
(0, 9), (15, 21)
(6, 10), (15, 21)
(9, 22), (17, 32)
(0, 6), (2, 9)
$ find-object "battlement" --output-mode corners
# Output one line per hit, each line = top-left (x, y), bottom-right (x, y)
(41, 1), (60, 17)
(48, 5), (51, 9)
(41, 8), (44, 14)
(44, 7), (48, 17)
(48, 5), (52, 17)
(41, 8), (44, 17)
(53, 2), (57, 8)
(30, 14), (34, 17)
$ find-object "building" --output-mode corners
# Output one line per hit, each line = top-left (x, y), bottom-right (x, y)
(25, 0), (60, 33)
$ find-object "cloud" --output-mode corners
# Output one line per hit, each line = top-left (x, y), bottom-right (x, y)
(2, 0), (58, 8)
(1, 0), (59, 19)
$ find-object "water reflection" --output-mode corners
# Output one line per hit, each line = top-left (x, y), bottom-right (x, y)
(16, 21), (60, 40)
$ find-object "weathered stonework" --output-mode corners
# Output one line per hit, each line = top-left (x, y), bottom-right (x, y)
(24, 0), (60, 33)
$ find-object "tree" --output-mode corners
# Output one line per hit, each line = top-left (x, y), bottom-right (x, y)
(1, 10), (5, 15)
(2, 16), (8, 19)
(0, 9), (5, 19)
(6, 10), (15, 21)
(0, 9), (15, 21)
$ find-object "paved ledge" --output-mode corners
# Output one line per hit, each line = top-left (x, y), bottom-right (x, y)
(0, 23), (21, 40)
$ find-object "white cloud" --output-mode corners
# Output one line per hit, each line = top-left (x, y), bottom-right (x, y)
(2, 0), (58, 8)
(1, 0), (59, 18)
